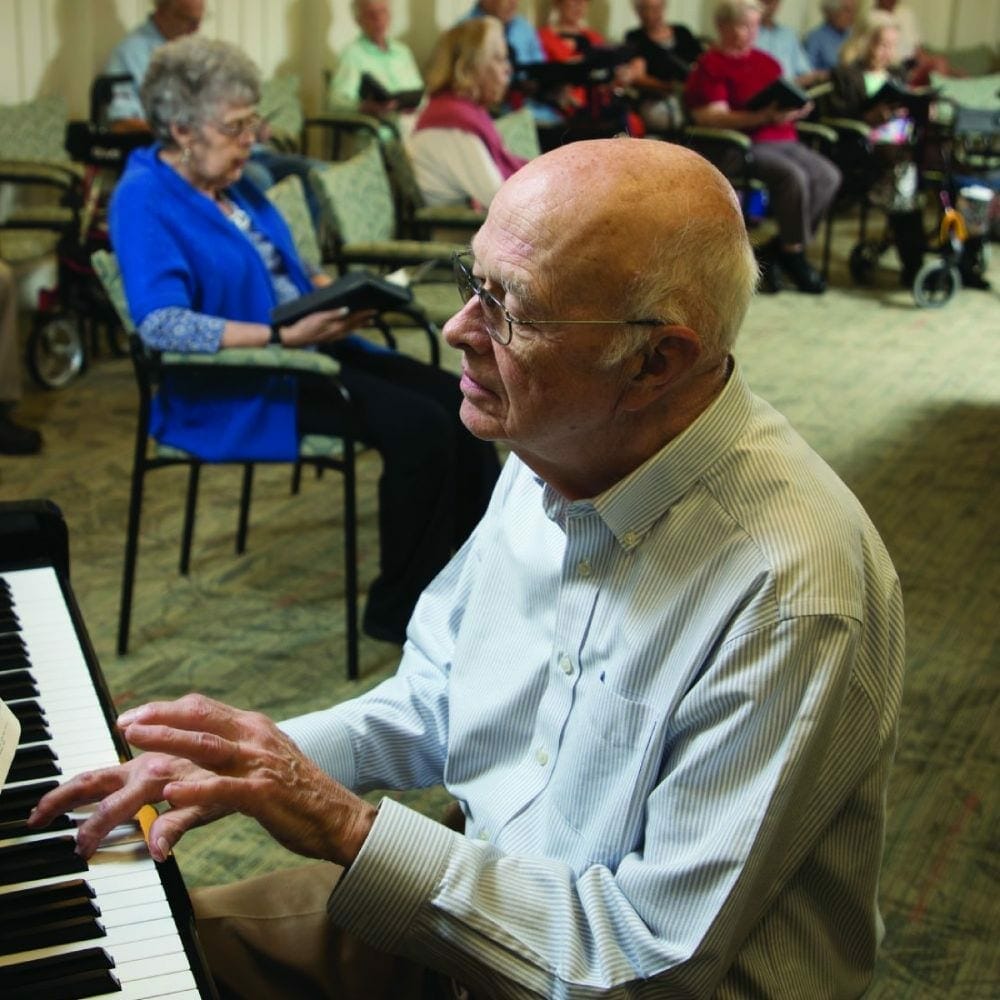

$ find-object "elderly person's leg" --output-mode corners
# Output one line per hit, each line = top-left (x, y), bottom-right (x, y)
(0, 259), (43, 454)
(781, 141), (841, 240)
(752, 143), (826, 294)
(192, 863), (430, 999)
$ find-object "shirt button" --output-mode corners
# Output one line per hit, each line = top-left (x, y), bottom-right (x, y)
(478, 830), (490, 841)
(577, 559), (592, 577)
(559, 655), (573, 675)
(535, 747), (549, 766)
(623, 531), (639, 547)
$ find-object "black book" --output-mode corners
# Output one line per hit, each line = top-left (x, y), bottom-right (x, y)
(270, 271), (413, 328)
(864, 78), (937, 113)
(358, 72), (424, 110)
(744, 77), (809, 111)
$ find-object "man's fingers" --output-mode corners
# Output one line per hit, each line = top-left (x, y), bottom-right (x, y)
(118, 693), (246, 740)
(121, 722), (238, 770)
(147, 804), (218, 862)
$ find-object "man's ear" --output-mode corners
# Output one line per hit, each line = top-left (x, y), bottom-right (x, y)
(620, 325), (702, 412)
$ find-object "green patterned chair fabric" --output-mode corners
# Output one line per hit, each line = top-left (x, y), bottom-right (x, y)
(308, 142), (464, 268)
(0, 95), (70, 162)
(495, 107), (542, 161)
(266, 173), (322, 269)
(259, 74), (304, 150)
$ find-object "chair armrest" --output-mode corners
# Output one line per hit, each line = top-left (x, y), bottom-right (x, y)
(0, 158), (83, 189)
(796, 120), (838, 146)
(819, 117), (872, 142)
(160, 346), (341, 377)
(682, 126), (752, 150)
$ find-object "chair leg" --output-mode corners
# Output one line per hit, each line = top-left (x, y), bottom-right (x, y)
(291, 461), (302, 495)
(117, 456), (147, 656)
(341, 452), (359, 681)
(180, 463), (201, 575)
(236, 463), (254, 555)
(822, 208), (834, 282)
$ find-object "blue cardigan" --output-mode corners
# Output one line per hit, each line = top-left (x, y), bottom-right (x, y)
(110, 145), (313, 461)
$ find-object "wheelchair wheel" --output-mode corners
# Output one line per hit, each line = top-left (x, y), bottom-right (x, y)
(26, 312), (85, 389)
(849, 240), (881, 286)
(912, 260), (960, 309)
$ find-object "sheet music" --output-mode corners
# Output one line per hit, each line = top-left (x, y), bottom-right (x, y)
(0, 698), (20, 787)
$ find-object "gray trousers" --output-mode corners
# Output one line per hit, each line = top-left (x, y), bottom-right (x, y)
(752, 140), (842, 248)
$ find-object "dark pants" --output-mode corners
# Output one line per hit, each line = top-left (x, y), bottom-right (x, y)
(299, 340), (500, 640)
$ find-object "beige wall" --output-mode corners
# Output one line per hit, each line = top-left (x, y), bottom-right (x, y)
(1, 0), (996, 119)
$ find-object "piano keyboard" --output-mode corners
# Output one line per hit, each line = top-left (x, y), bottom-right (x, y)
(0, 567), (209, 998)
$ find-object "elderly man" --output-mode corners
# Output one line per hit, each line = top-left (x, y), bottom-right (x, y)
(101, 0), (203, 127)
(32, 138), (904, 999)
(755, 0), (827, 87)
(803, 0), (858, 72)
(327, 0), (424, 115)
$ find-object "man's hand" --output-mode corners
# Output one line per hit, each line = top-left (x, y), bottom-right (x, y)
(29, 694), (377, 867)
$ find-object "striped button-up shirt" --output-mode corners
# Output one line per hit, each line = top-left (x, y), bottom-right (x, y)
(282, 363), (905, 998)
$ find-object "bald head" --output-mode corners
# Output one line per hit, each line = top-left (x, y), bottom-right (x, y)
(482, 139), (756, 359)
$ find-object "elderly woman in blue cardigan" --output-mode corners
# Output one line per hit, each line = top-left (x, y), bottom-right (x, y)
(113, 35), (499, 645)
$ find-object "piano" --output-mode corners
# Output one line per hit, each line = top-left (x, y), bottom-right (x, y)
(0, 500), (217, 998)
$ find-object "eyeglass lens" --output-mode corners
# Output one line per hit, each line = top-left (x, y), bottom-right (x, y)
(454, 255), (509, 343)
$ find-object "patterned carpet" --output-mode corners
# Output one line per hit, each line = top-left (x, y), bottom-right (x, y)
(1, 218), (997, 998)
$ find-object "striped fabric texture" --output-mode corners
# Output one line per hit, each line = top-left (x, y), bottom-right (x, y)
(282, 364), (905, 998)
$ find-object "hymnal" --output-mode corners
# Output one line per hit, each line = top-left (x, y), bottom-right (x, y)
(359, 73), (424, 110)
(745, 77), (809, 111)
(864, 78), (937, 114)
(271, 271), (414, 329)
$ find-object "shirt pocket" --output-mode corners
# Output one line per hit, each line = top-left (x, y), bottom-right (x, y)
(550, 685), (658, 866)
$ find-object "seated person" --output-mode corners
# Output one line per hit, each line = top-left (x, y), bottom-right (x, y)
(875, 0), (966, 86)
(115, 35), (500, 644)
(685, 0), (842, 294)
(537, 0), (645, 135)
(755, 0), (828, 87)
(624, 0), (704, 132)
(102, 0), (203, 129)
(462, 0), (563, 126)
(803, 0), (858, 73)
(327, 0), (423, 121)
(0, 259), (42, 455)
(407, 18), (528, 209)
(828, 10), (925, 284)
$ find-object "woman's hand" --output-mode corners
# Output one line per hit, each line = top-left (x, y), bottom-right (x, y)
(279, 305), (377, 347)
(29, 694), (378, 867)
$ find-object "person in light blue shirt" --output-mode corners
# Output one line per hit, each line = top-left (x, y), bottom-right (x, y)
(756, 0), (828, 86)
(803, 0), (858, 72)
(32, 137), (904, 999)
(101, 0), (203, 125)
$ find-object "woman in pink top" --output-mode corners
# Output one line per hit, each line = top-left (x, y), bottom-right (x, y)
(686, 0), (841, 293)
(407, 17), (527, 209)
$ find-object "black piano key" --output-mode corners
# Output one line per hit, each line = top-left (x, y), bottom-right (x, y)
(0, 653), (31, 672)
(0, 611), (20, 631)
(16, 720), (52, 746)
(0, 813), (75, 840)
(0, 836), (88, 886)
(0, 669), (37, 700)
(7, 744), (60, 783)
(0, 947), (120, 998)
(5, 699), (46, 726)
(0, 633), (27, 654)
(0, 779), (58, 821)
(0, 911), (106, 956)
(0, 877), (96, 914)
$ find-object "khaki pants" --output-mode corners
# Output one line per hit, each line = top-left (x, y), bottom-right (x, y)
(192, 863), (451, 1000)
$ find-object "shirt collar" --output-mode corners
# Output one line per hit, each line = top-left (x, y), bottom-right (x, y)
(540, 359), (754, 549)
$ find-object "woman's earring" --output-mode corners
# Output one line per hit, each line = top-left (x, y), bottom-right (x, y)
(181, 146), (192, 164)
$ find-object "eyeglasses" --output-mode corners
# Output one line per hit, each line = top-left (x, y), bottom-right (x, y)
(452, 251), (664, 346)
(212, 112), (263, 138)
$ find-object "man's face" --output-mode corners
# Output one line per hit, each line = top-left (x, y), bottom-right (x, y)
(479, 0), (519, 24)
(759, 0), (780, 24)
(443, 184), (641, 466)
(635, 0), (665, 32)
(158, 0), (204, 39)
(830, 0), (857, 31)
(718, 11), (760, 51)
(357, 1), (391, 45)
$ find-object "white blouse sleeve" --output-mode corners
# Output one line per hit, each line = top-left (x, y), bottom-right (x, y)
(406, 128), (505, 208)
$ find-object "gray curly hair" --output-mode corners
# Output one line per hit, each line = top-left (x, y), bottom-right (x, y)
(141, 35), (260, 146)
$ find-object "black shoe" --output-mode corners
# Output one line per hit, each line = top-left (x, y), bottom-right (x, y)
(0, 414), (43, 455)
(778, 250), (826, 294)
(756, 238), (784, 294)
